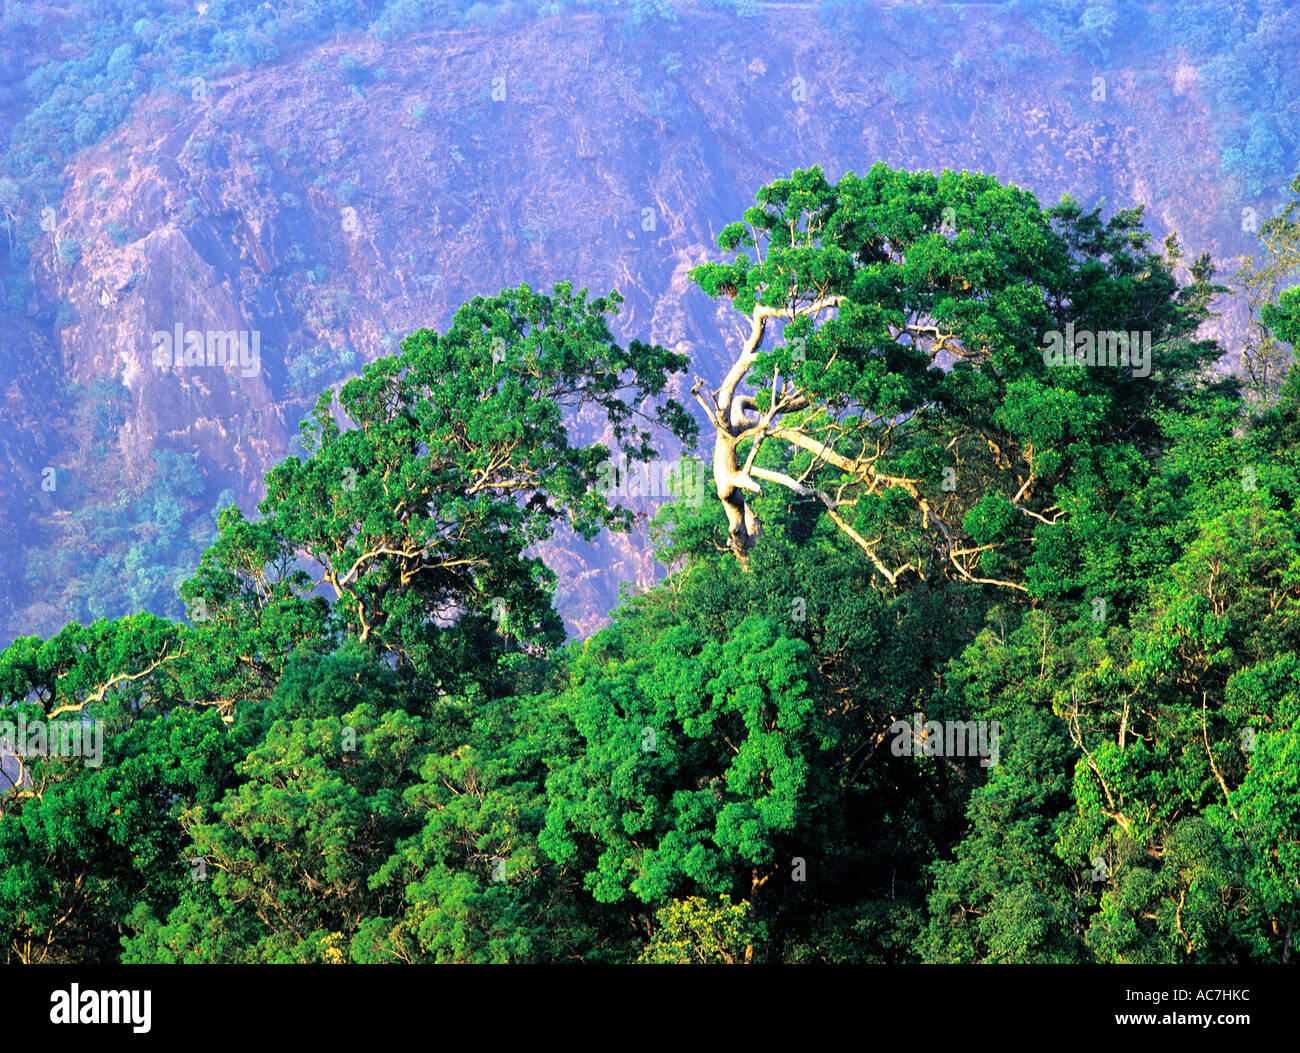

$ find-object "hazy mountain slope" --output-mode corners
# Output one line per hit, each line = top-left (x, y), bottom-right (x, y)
(1, 3), (1292, 640)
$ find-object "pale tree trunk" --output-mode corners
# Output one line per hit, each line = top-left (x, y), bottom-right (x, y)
(699, 297), (844, 564)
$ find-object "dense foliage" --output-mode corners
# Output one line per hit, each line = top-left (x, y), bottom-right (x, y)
(1, 163), (1295, 964)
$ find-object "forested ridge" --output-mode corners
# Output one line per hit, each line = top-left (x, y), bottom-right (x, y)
(1, 163), (1297, 965)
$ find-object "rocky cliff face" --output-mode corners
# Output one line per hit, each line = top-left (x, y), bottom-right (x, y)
(1, 6), (1274, 641)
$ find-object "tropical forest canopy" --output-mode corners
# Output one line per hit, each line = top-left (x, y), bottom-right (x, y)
(1, 162), (1297, 964)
